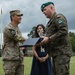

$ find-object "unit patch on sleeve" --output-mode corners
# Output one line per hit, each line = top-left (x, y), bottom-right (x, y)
(58, 20), (63, 24)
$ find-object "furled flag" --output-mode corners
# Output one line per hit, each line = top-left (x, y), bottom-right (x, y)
(1, 8), (2, 15)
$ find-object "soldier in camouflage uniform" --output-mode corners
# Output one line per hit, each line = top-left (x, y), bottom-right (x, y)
(2, 10), (25, 75)
(40, 2), (72, 75)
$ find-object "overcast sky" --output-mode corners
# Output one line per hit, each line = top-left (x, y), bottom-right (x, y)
(0, 0), (75, 38)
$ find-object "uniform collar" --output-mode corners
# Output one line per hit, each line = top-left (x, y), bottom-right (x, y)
(47, 12), (57, 27)
(7, 23), (19, 30)
(50, 12), (57, 20)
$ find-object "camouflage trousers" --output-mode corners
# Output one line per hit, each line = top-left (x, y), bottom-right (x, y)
(3, 60), (24, 75)
(51, 54), (71, 75)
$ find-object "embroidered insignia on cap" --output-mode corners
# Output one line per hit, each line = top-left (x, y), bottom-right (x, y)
(58, 20), (63, 24)
(42, 5), (45, 8)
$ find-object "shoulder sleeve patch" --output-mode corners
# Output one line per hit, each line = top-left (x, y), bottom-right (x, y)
(57, 20), (63, 24)
(9, 29), (16, 36)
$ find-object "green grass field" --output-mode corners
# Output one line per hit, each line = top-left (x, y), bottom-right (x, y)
(0, 56), (75, 75)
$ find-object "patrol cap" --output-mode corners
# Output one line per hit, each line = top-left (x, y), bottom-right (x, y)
(41, 2), (54, 11)
(10, 10), (23, 16)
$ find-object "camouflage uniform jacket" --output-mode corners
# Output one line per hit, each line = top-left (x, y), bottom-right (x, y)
(2, 23), (24, 60)
(46, 13), (72, 57)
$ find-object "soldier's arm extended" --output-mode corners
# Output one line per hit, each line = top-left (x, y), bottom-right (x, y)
(4, 27), (25, 42)
(49, 14), (68, 41)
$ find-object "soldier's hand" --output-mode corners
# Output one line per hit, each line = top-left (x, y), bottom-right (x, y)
(41, 37), (49, 44)
(19, 37), (25, 41)
(34, 37), (48, 47)
(15, 34), (26, 42)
